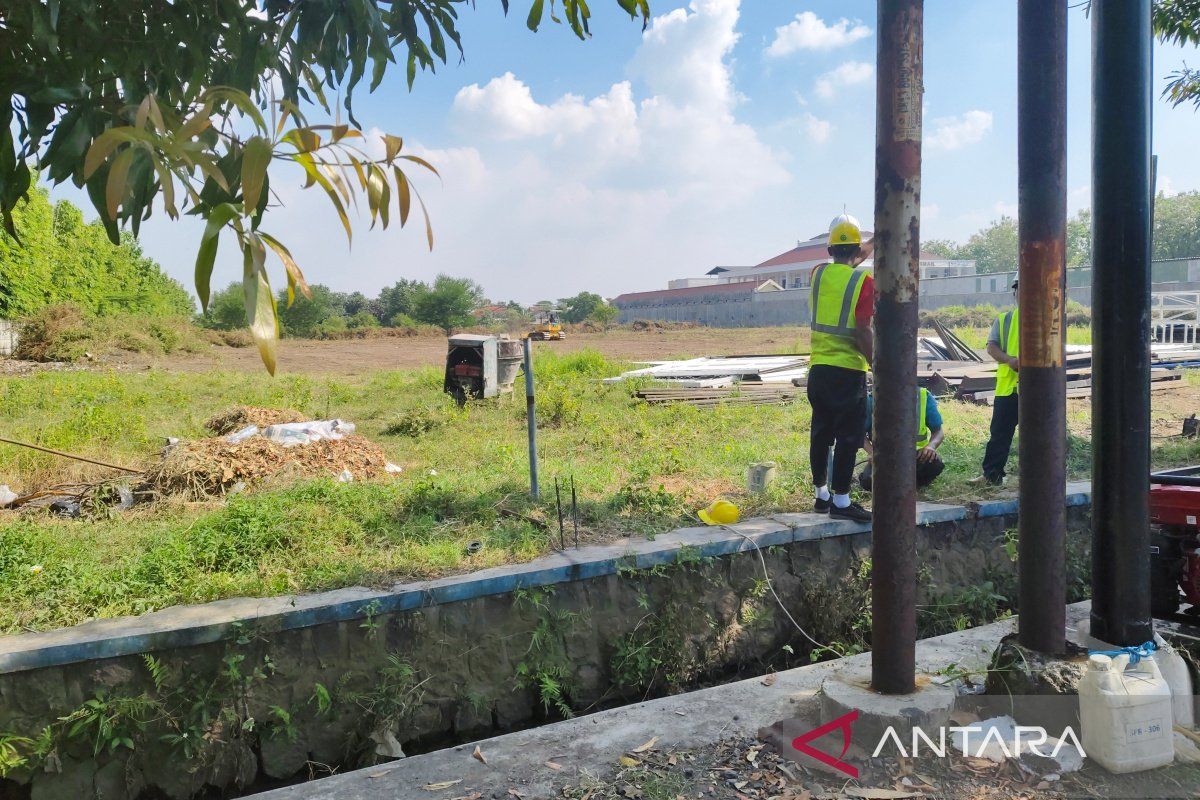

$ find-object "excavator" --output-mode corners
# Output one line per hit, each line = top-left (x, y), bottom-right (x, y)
(527, 309), (565, 341)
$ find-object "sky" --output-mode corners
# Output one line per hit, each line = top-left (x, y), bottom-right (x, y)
(47, 1), (1200, 305)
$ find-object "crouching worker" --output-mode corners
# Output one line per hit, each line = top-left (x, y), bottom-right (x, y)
(858, 388), (945, 492)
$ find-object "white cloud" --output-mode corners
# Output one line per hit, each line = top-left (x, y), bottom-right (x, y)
(814, 61), (873, 100)
(264, 0), (790, 302)
(926, 110), (993, 151)
(1160, 174), (1177, 197)
(802, 113), (833, 144)
(993, 200), (1018, 218)
(766, 11), (871, 58)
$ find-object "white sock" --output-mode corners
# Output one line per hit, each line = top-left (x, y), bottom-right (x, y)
(816, 485), (831, 502)
(833, 493), (851, 509)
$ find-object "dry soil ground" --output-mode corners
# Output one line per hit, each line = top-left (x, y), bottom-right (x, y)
(134, 326), (811, 375)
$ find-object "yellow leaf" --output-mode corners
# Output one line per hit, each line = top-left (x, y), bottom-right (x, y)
(178, 102), (212, 140)
(105, 148), (135, 219)
(631, 737), (659, 753)
(401, 153), (440, 177)
(135, 95), (152, 131)
(544, 761), (562, 771)
(241, 136), (272, 216)
(259, 231), (311, 306)
(384, 134), (405, 162)
(423, 779), (463, 791)
(394, 167), (411, 226)
(618, 756), (638, 767)
(242, 235), (278, 376)
(472, 745), (487, 765)
(153, 161), (177, 218)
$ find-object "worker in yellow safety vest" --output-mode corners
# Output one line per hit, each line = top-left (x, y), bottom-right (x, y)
(858, 387), (946, 492)
(977, 279), (1020, 485)
(807, 213), (875, 522)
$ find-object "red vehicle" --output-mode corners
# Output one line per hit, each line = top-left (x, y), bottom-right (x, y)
(1150, 466), (1200, 617)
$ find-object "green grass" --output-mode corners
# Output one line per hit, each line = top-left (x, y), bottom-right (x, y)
(948, 325), (1093, 350)
(2, 350), (1199, 633)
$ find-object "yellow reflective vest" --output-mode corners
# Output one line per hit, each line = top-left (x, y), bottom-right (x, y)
(809, 262), (869, 372)
(916, 388), (931, 449)
(995, 308), (1019, 398)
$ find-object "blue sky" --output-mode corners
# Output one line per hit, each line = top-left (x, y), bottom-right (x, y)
(49, 1), (1200, 304)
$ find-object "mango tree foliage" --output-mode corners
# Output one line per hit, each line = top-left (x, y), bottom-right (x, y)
(0, 187), (193, 318)
(1156, 0), (1200, 107)
(2, 0), (650, 372)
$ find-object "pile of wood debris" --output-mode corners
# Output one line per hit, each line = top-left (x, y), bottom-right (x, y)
(143, 432), (392, 500)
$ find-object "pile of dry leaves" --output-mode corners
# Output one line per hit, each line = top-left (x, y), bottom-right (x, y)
(142, 406), (393, 500)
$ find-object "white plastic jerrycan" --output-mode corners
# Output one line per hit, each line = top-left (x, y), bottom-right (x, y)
(1079, 652), (1175, 773)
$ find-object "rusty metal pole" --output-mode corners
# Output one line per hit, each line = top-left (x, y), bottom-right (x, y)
(871, 0), (923, 695)
(1016, 0), (1068, 654)
(1090, 0), (1154, 646)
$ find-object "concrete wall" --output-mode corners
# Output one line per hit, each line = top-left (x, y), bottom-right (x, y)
(0, 490), (1093, 799)
(616, 258), (1200, 327)
(0, 320), (16, 357)
(617, 288), (811, 327)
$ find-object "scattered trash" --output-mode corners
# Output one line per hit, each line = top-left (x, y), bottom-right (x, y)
(116, 484), (135, 510)
(472, 745), (488, 765)
(225, 424), (260, 444)
(429, 469), (439, 476)
(950, 715), (1083, 774)
(49, 499), (81, 518)
(0, 484), (17, 508)
(385, 462), (403, 474)
(746, 462), (778, 494)
(370, 728), (407, 759)
(143, 428), (391, 500)
(1175, 728), (1200, 763)
(465, 540), (483, 556)
(28, 564), (42, 575)
(263, 419), (356, 447)
(337, 469), (354, 483)
(204, 406), (308, 436)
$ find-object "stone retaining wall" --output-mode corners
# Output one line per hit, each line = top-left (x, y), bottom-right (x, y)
(0, 489), (1093, 799)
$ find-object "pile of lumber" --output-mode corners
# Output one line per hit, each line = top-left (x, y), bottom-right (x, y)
(634, 383), (800, 408)
(927, 345), (1200, 405)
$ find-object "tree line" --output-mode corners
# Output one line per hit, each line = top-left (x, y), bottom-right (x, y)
(923, 192), (1200, 273)
(199, 277), (618, 337)
(0, 188), (193, 319)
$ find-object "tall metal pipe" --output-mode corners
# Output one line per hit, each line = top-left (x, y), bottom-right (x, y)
(1016, 0), (1067, 654)
(871, 0), (923, 695)
(1090, 0), (1154, 646)
(523, 337), (540, 501)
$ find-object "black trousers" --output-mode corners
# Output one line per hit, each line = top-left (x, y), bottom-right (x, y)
(982, 393), (1019, 481)
(807, 364), (867, 494)
(858, 453), (945, 492)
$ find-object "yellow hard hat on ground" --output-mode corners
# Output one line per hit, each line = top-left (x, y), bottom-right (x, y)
(698, 499), (740, 525)
(828, 213), (863, 246)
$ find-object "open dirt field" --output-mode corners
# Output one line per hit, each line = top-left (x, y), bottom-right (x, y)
(134, 326), (810, 375)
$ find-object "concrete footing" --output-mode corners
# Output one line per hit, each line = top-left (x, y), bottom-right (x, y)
(818, 667), (957, 746)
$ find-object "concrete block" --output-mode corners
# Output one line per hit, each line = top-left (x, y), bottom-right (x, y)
(819, 667), (956, 746)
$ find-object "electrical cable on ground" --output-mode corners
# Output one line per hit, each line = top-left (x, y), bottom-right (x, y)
(699, 514), (845, 659)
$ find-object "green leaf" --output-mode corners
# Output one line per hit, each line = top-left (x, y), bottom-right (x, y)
(105, 148), (135, 219)
(241, 136), (272, 218)
(527, 0), (546, 31)
(194, 203), (240, 311)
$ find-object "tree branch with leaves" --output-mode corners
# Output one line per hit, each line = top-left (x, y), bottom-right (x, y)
(1, 0), (650, 371)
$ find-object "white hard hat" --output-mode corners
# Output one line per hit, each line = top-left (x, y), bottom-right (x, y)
(829, 213), (862, 233)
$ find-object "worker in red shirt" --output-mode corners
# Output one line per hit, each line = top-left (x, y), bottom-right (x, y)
(807, 214), (874, 522)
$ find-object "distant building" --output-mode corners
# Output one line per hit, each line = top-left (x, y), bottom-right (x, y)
(664, 232), (972, 293)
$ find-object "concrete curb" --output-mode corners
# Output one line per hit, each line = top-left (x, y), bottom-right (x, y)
(0, 483), (1093, 674)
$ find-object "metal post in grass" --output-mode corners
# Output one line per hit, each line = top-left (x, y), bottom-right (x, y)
(524, 336), (540, 500)
(871, 0), (923, 696)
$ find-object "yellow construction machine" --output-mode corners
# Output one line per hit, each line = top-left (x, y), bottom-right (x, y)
(527, 310), (565, 341)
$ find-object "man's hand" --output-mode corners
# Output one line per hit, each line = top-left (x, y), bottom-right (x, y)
(1008, 355), (1020, 371)
(851, 240), (874, 267)
(918, 446), (939, 464)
